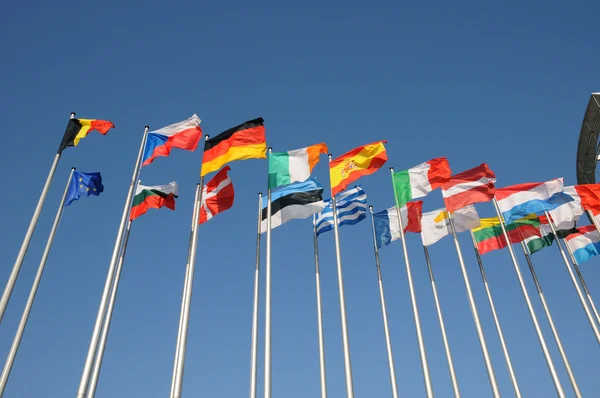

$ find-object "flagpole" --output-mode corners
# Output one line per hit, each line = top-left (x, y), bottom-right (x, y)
(367, 207), (399, 398)
(76, 126), (149, 398)
(492, 199), (566, 398)
(0, 167), (75, 396)
(469, 231), (522, 398)
(519, 241), (582, 398)
(87, 220), (133, 398)
(422, 245), (460, 398)
(249, 193), (262, 398)
(587, 209), (600, 234)
(264, 148), (273, 398)
(329, 154), (355, 398)
(389, 168), (432, 398)
(313, 214), (328, 398)
(563, 237), (600, 326)
(0, 112), (75, 324)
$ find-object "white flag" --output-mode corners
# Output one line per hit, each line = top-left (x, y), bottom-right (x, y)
(421, 205), (481, 246)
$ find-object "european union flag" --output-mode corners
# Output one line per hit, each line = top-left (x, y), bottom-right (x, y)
(65, 171), (104, 206)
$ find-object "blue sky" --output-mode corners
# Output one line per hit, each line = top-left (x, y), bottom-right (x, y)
(1, 0), (600, 396)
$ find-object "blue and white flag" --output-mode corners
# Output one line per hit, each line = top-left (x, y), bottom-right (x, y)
(315, 186), (367, 236)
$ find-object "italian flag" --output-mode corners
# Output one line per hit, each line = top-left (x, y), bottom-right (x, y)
(130, 181), (178, 220)
(393, 157), (451, 208)
(268, 143), (328, 189)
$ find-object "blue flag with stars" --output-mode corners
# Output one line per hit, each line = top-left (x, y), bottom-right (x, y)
(65, 171), (104, 206)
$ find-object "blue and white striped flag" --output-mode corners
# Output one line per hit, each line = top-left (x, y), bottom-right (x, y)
(315, 187), (367, 236)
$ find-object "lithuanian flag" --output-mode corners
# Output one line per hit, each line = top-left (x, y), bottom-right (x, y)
(58, 118), (115, 153)
(330, 141), (387, 195)
(200, 118), (267, 176)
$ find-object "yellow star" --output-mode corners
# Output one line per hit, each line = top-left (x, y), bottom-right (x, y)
(79, 177), (83, 182)
(86, 187), (90, 192)
(79, 184), (84, 189)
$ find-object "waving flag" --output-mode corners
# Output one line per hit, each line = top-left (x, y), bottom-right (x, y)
(142, 115), (202, 166)
(442, 163), (496, 212)
(65, 171), (104, 206)
(525, 216), (578, 254)
(372, 201), (423, 249)
(199, 166), (234, 224)
(58, 118), (114, 153)
(393, 157), (451, 208)
(420, 205), (480, 246)
(314, 186), (367, 236)
(565, 225), (600, 264)
(130, 182), (178, 220)
(330, 141), (387, 196)
(269, 143), (328, 189)
(472, 216), (540, 254)
(548, 185), (585, 229)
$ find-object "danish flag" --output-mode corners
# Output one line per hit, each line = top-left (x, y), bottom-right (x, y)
(199, 166), (235, 224)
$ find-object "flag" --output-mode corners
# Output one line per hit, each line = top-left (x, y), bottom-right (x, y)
(548, 185), (584, 229)
(565, 225), (600, 264)
(201, 118), (266, 176)
(268, 143), (328, 189)
(524, 216), (578, 254)
(329, 141), (387, 196)
(472, 215), (540, 254)
(420, 205), (480, 246)
(130, 182), (178, 220)
(372, 201), (423, 249)
(260, 178), (326, 232)
(572, 184), (600, 214)
(441, 163), (496, 212)
(58, 118), (114, 153)
(393, 157), (451, 208)
(142, 115), (202, 166)
(199, 166), (234, 224)
(65, 171), (104, 206)
(314, 186), (367, 236)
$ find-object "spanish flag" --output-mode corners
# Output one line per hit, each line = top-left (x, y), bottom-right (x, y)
(58, 118), (115, 153)
(201, 118), (266, 176)
(330, 141), (387, 196)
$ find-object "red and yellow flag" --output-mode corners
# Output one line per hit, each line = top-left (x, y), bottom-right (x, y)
(330, 141), (387, 195)
(58, 118), (115, 153)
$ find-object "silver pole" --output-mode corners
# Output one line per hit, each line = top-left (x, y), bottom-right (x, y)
(422, 245), (460, 398)
(519, 241), (581, 398)
(368, 207), (398, 398)
(87, 220), (133, 398)
(544, 211), (600, 344)
(492, 199), (565, 398)
(329, 155), (355, 398)
(249, 193), (262, 398)
(588, 209), (600, 235)
(469, 231), (522, 398)
(313, 214), (328, 398)
(76, 126), (149, 398)
(389, 168), (432, 398)
(264, 148), (273, 398)
(0, 167), (75, 396)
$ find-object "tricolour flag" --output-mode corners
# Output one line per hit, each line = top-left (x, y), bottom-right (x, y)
(261, 178), (325, 232)
(548, 185), (584, 229)
(524, 216), (577, 254)
(372, 201), (423, 249)
(393, 157), (451, 208)
(65, 171), (104, 206)
(130, 182), (178, 220)
(420, 205), (480, 247)
(201, 118), (266, 176)
(58, 118), (115, 153)
(472, 215), (540, 255)
(330, 141), (387, 196)
(199, 166), (234, 224)
(314, 186), (367, 236)
(268, 143), (328, 189)
(565, 225), (600, 264)
(442, 163), (496, 212)
(142, 115), (202, 166)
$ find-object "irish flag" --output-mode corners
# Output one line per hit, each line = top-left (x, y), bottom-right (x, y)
(565, 225), (600, 264)
(142, 115), (203, 166)
(393, 157), (451, 207)
(130, 182), (178, 220)
(372, 201), (423, 249)
(268, 143), (328, 189)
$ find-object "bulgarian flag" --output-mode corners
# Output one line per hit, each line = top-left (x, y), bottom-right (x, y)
(130, 182), (178, 220)
(392, 157), (451, 208)
(268, 143), (328, 189)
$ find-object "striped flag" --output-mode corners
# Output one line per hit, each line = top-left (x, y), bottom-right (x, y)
(393, 157), (451, 207)
(314, 187), (367, 236)
(442, 163), (496, 212)
(372, 201), (423, 249)
(565, 225), (600, 264)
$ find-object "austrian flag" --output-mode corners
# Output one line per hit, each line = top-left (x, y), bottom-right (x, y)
(199, 166), (235, 224)
(442, 163), (496, 212)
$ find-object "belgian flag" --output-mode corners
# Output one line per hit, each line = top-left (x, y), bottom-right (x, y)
(58, 118), (115, 153)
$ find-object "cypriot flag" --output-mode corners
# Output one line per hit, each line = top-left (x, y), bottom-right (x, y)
(421, 205), (481, 246)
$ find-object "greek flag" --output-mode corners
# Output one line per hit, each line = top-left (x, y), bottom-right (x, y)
(315, 187), (367, 236)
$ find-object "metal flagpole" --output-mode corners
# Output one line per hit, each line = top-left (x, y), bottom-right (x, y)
(367, 207), (398, 398)
(0, 167), (75, 396)
(563, 237), (600, 326)
(389, 168), (432, 398)
(447, 212), (499, 397)
(544, 211), (600, 344)
(313, 214), (328, 398)
(519, 241), (581, 398)
(0, 112), (75, 324)
(264, 148), (273, 398)
(87, 220), (134, 398)
(249, 193), (262, 398)
(76, 126), (149, 398)
(469, 231), (522, 398)
(422, 245), (460, 398)
(492, 199), (566, 398)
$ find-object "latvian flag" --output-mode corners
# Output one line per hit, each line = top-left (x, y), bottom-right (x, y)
(442, 163), (496, 212)
(199, 166), (235, 224)
(565, 225), (600, 264)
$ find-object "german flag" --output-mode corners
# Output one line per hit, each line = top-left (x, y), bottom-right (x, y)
(201, 118), (266, 176)
(330, 141), (387, 196)
(58, 118), (115, 153)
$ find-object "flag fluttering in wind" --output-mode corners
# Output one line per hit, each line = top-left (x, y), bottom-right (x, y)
(393, 157), (451, 208)
(524, 215), (578, 254)
(442, 163), (496, 212)
(199, 166), (234, 224)
(329, 141), (387, 196)
(142, 115), (203, 166)
(565, 225), (600, 264)
(314, 186), (367, 236)
(268, 143), (328, 189)
(201, 118), (267, 176)
(65, 171), (104, 206)
(472, 215), (540, 254)
(130, 182), (178, 220)
(420, 205), (480, 246)
(260, 178), (326, 232)
(548, 185), (585, 229)
(58, 118), (115, 153)
(372, 201), (423, 249)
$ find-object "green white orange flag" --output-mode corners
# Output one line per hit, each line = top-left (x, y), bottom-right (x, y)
(393, 157), (451, 208)
(268, 143), (328, 189)
(130, 182), (178, 220)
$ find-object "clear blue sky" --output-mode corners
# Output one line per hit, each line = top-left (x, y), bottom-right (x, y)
(1, 1), (599, 397)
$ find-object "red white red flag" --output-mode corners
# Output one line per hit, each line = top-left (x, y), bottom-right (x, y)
(442, 163), (496, 212)
(199, 166), (235, 224)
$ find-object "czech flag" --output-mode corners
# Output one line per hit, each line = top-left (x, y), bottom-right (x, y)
(142, 115), (202, 166)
